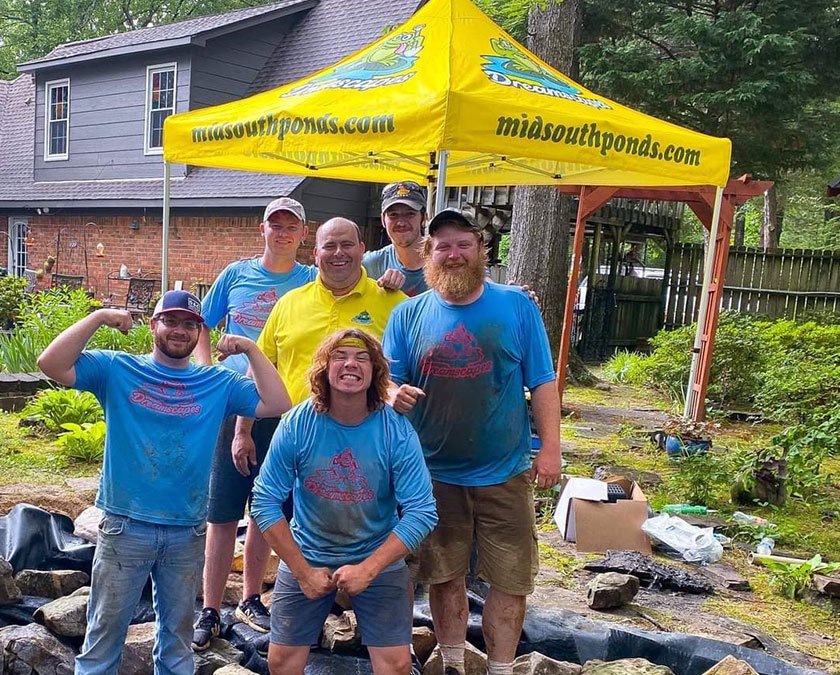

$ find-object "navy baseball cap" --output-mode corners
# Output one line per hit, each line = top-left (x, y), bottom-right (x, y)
(152, 290), (204, 323)
(381, 181), (427, 212)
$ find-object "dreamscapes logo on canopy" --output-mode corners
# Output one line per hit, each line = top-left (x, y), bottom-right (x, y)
(282, 25), (426, 98)
(481, 38), (611, 111)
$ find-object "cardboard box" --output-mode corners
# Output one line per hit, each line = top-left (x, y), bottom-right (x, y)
(554, 476), (651, 554)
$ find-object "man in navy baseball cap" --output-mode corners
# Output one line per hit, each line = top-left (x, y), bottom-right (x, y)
(152, 290), (204, 323)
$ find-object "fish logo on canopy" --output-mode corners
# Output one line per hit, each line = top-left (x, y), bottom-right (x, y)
(282, 25), (426, 97)
(481, 37), (611, 110)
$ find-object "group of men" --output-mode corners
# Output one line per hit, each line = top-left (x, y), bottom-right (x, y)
(37, 180), (562, 675)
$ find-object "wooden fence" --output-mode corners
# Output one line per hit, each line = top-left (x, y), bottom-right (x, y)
(666, 244), (840, 326)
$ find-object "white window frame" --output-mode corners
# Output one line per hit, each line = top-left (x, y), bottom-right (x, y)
(144, 63), (177, 155)
(7, 218), (29, 277)
(44, 78), (70, 161)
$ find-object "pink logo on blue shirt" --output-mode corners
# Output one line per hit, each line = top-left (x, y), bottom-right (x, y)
(304, 448), (374, 503)
(231, 288), (279, 328)
(129, 380), (202, 416)
(420, 323), (493, 378)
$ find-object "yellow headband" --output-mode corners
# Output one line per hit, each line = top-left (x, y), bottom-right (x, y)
(336, 337), (367, 350)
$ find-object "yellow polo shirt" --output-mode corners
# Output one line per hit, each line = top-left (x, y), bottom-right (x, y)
(257, 270), (407, 406)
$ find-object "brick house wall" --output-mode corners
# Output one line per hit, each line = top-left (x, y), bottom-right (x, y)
(2, 213), (320, 304)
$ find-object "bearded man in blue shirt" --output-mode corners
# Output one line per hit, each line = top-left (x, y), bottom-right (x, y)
(37, 290), (289, 675)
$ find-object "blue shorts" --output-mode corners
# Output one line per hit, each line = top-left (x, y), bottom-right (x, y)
(270, 562), (411, 647)
(207, 416), (292, 524)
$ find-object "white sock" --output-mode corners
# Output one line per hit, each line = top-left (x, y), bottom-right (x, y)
(486, 659), (514, 675)
(440, 642), (466, 674)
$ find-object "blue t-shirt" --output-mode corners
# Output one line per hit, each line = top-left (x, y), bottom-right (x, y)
(251, 400), (437, 569)
(363, 245), (427, 297)
(74, 351), (260, 526)
(201, 258), (317, 373)
(383, 282), (555, 486)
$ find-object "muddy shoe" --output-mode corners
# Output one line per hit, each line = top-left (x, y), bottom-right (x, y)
(235, 594), (271, 633)
(192, 607), (220, 651)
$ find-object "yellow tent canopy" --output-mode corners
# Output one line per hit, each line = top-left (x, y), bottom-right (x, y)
(163, 0), (731, 189)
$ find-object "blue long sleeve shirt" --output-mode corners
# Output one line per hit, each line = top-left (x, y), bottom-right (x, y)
(252, 400), (437, 569)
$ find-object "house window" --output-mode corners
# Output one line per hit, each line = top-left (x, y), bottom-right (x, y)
(145, 64), (177, 154)
(7, 219), (29, 278)
(45, 79), (69, 160)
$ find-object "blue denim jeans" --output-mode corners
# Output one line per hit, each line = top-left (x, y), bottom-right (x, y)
(75, 513), (206, 675)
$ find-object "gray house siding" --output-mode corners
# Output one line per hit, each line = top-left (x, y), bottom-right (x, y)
(190, 19), (297, 109)
(33, 51), (190, 182)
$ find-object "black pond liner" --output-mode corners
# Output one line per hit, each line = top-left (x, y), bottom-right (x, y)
(0, 505), (827, 674)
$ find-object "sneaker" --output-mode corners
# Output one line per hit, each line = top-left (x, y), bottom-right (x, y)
(192, 607), (220, 651)
(235, 594), (271, 633)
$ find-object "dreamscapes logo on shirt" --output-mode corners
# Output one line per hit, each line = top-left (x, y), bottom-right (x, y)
(420, 323), (492, 379)
(230, 288), (279, 329)
(304, 448), (374, 503)
(351, 310), (373, 325)
(129, 380), (202, 416)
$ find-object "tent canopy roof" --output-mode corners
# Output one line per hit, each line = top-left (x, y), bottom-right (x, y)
(164, 0), (731, 188)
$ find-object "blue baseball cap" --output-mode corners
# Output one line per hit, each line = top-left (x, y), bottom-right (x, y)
(152, 290), (204, 323)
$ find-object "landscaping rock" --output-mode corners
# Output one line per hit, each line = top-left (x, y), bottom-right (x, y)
(701, 655), (759, 674)
(118, 621), (155, 674)
(321, 611), (361, 651)
(412, 626), (437, 664)
(33, 594), (88, 637)
(0, 557), (22, 604)
(581, 658), (673, 674)
(584, 550), (714, 594)
(15, 570), (89, 598)
(69, 586), (91, 597)
(422, 641), (486, 674)
(594, 383), (612, 392)
(698, 564), (750, 592)
(813, 574), (840, 598)
(214, 667), (253, 675)
(197, 573), (242, 607)
(230, 542), (277, 584)
(0, 622), (75, 674)
(586, 572), (640, 609)
(512, 651), (581, 674)
(193, 638), (243, 675)
(72, 506), (102, 543)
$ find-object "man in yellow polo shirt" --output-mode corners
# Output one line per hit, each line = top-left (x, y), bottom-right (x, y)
(247, 216), (406, 416)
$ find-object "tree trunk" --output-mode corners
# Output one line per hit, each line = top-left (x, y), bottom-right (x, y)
(760, 185), (781, 249)
(507, 0), (582, 360)
(733, 207), (746, 248)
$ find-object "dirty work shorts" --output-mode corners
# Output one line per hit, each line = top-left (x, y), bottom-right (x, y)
(269, 561), (412, 647)
(207, 416), (291, 524)
(417, 470), (538, 596)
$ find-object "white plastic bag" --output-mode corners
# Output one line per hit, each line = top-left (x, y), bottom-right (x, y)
(641, 513), (723, 564)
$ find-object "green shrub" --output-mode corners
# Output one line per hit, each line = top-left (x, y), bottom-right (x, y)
(23, 388), (103, 431)
(671, 449), (730, 506)
(0, 331), (41, 373)
(56, 421), (106, 462)
(602, 350), (647, 385)
(0, 275), (28, 327)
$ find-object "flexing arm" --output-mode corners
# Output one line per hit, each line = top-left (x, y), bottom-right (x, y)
(529, 381), (562, 489)
(217, 335), (290, 419)
(37, 309), (132, 386)
(194, 325), (213, 366)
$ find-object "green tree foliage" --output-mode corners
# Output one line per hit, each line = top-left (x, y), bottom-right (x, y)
(0, 0), (263, 79)
(578, 0), (840, 178)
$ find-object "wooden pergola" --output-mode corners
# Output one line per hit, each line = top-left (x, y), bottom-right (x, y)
(555, 174), (773, 421)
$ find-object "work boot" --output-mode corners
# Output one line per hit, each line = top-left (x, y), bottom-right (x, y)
(235, 593), (271, 633)
(192, 607), (220, 651)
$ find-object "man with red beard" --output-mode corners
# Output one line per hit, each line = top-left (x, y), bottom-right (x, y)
(383, 210), (562, 675)
(37, 290), (288, 675)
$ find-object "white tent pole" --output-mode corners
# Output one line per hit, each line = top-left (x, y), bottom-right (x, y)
(433, 150), (449, 215)
(162, 162), (171, 292)
(683, 185), (724, 419)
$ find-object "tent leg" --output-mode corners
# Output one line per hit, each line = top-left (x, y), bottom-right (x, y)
(433, 150), (449, 216)
(162, 162), (171, 292)
(683, 186), (724, 420)
(556, 187), (589, 401)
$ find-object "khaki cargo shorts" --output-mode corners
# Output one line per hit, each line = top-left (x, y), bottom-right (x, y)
(417, 470), (538, 596)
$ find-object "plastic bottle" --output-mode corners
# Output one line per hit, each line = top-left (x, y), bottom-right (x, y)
(756, 537), (775, 556)
(663, 504), (712, 515)
(731, 511), (773, 528)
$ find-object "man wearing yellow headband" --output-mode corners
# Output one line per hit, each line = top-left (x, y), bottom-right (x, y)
(251, 329), (436, 675)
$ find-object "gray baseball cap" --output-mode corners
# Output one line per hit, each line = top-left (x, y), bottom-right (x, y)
(381, 181), (427, 213)
(263, 197), (306, 223)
